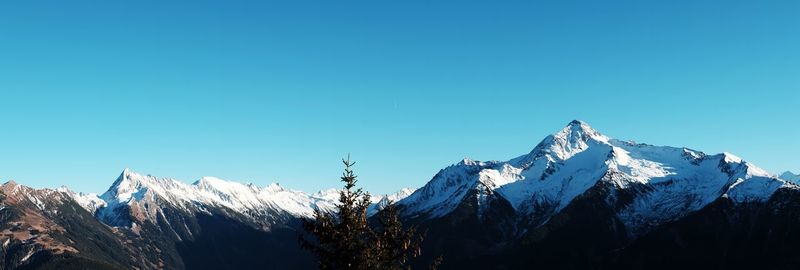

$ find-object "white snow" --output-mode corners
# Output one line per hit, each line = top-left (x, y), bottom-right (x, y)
(396, 120), (789, 234)
(399, 120), (615, 218)
(20, 247), (36, 262)
(97, 169), (340, 224)
(58, 187), (106, 214)
(9, 120), (790, 237)
(398, 159), (493, 218)
(725, 175), (787, 202)
(92, 168), (413, 227)
(368, 188), (415, 215)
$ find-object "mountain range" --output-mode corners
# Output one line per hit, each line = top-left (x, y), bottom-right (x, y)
(2, 120), (799, 269)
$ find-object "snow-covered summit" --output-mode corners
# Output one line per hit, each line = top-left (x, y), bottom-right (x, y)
(511, 120), (610, 168)
(543, 119), (611, 159)
(397, 120), (789, 233)
(398, 120), (613, 218)
(96, 169), (340, 226)
(92, 168), (414, 227)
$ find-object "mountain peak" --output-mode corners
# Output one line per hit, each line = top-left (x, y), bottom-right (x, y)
(103, 168), (181, 204)
(460, 157), (480, 166)
(264, 182), (284, 192)
(508, 121), (610, 168)
(114, 168), (141, 185)
(556, 120), (606, 141)
(568, 119), (588, 127)
(526, 120), (611, 162)
(120, 167), (138, 179)
(1, 180), (21, 194)
(194, 176), (227, 186)
(722, 152), (743, 163)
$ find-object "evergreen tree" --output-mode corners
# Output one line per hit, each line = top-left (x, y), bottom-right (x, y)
(301, 156), (375, 269)
(373, 203), (423, 270)
(300, 156), (436, 270)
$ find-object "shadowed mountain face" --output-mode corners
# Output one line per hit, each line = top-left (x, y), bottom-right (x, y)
(603, 188), (800, 270)
(1, 121), (799, 270)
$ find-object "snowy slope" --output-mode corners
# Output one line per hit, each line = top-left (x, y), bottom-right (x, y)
(43, 120), (795, 235)
(94, 169), (339, 227)
(57, 187), (106, 214)
(368, 188), (415, 215)
(397, 120), (790, 233)
(91, 169), (412, 227)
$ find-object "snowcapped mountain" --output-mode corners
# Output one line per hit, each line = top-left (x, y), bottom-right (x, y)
(48, 170), (415, 269)
(397, 120), (791, 234)
(56, 168), (412, 231)
(0, 181), (142, 269)
(95, 168), (340, 228)
(780, 171), (800, 184)
(55, 187), (106, 214)
(389, 120), (800, 269)
(3, 120), (800, 270)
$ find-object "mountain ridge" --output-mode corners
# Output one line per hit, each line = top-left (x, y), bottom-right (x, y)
(2, 120), (798, 269)
(396, 120), (791, 235)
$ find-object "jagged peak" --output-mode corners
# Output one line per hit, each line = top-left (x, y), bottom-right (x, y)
(103, 168), (186, 204)
(554, 120), (610, 144)
(111, 168), (146, 189)
(2, 180), (18, 187)
(119, 167), (138, 180)
(194, 176), (286, 194)
(56, 185), (73, 194)
(396, 187), (415, 195)
(194, 176), (229, 186)
(460, 157), (481, 166)
(721, 152), (743, 163)
(512, 120), (611, 167)
(264, 183), (284, 192)
(0, 180), (48, 197)
(566, 119), (592, 130)
(0, 180), (22, 195)
(710, 152), (774, 179)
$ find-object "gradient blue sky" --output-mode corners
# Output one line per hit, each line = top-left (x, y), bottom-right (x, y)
(1, 0), (798, 194)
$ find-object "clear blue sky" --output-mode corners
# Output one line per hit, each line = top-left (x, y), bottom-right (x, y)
(1, 0), (798, 194)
